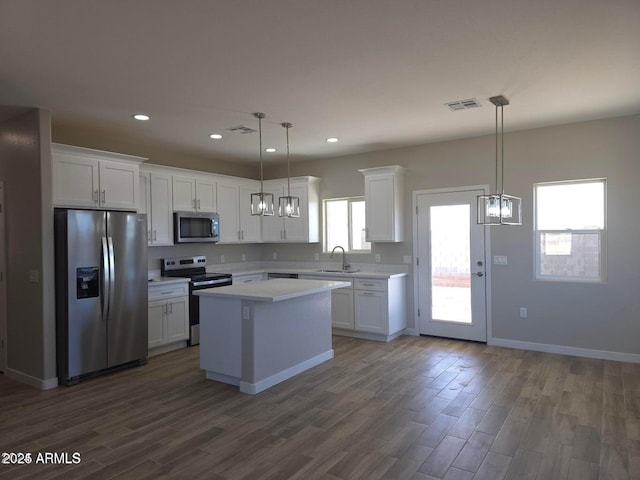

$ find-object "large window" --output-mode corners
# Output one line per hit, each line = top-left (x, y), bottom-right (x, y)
(535, 179), (606, 282)
(324, 197), (371, 252)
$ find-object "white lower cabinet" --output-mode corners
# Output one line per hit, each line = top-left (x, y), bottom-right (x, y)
(331, 287), (355, 330)
(354, 290), (385, 333)
(148, 282), (189, 355)
(299, 274), (406, 341)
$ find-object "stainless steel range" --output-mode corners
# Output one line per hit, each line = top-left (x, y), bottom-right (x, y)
(161, 255), (232, 346)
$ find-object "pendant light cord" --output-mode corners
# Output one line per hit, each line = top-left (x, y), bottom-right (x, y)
(286, 124), (291, 196)
(495, 104), (499, 195)
(500, 104), (505, 196)
(254, 112), (266, 196)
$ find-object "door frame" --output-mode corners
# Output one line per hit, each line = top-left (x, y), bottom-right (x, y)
(0, 180), (6, 372)
(412, 185), (493, 340)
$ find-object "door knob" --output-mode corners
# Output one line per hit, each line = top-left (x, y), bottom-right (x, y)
(474, 272), (484, 277)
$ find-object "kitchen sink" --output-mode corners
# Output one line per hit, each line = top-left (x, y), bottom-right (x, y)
(315, 269), (360, 274)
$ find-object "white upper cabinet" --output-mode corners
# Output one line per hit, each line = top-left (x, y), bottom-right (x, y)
(359, 166), (406, 243)
(172, 174), (217, 213)
(53, 144), (144, 211)
(140, 170), (174, 246)
(261, 177), (320, 243)
(216, 180), (260, 243)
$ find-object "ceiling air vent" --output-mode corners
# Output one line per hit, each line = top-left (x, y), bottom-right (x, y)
(227, 125), (256, 134)
(445, 98), (482, 111)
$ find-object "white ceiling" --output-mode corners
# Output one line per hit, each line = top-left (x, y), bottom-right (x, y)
(1, 0), (639, 164)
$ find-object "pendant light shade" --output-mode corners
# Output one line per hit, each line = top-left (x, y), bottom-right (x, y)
(477, 95), (522, 225)
(278, 122), (300, 218)
(250, 112), (275, 216)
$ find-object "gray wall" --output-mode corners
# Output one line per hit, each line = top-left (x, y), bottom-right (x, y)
(265, 114), (640, 355)
(0, 108), (56, 383)
(52, 118), (259, 179)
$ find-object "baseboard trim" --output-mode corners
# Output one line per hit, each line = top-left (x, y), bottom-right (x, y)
(149, 341), (188, 357)
(239, 349), (334, 395)
(5, 368), (58, 390)
(403, 328), (419, 336)
(489, 337), (640, 364)
(205, 371), (240, 386)
(333, 329), (404, 343)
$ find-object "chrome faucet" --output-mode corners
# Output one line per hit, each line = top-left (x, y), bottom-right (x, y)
(330, 245), (350, 271)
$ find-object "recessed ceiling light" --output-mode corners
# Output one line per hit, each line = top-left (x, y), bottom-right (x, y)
(209, 133), (223, 139)
(265, 148), (277, 153)
(326, 137), (339, 143)
(133, 114), (150, 121)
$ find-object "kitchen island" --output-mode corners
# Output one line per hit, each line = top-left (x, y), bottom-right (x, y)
(195, 278), (350, 394)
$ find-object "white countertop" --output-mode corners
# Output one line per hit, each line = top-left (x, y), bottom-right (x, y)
(194, 278), (351, 302)
(147, 276), (190, 286)
(226, 268), (407, 279)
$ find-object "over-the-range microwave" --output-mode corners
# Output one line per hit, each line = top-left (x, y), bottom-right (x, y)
(174, 211), (220, 243)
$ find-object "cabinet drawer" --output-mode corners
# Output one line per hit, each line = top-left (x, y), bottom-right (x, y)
(148, 283), (189, 300)
(354, 278), (386, 292)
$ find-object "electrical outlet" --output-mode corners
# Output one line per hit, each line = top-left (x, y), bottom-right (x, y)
(403, 255), (412, 264)
(375, 254), (381, 263)
(272, 252), (278, 260)
(314, 253), (320, 261)
(29, 270), (39, 283)
(520, 307), (528, 318)
(220, 255), (225, 263)
(242, 306), (250, 320)
(494, 255), (508, 265)
(241, 254), (246, 261)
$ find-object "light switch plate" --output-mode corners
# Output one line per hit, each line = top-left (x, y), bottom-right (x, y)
(220, 255), (225, 263)
(272, 252), (278, 260)
(375, 254), (381, 263)
(314, 253), (320, 261)
(493, 255), (508, 265)
(241, 254), (246, 261)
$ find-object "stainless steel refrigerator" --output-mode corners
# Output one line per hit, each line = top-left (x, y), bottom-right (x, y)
(55, 209), (148, 385)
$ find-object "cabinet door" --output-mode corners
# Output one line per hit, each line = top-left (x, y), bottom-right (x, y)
(172, 175), (196, 212)
(53, 153), (100, 208)
(99, 160), (139, 210)
(332, 288), (355, 330)
(364, 175), (394, 242)
(148, 300), (166, 349)
(166, 297), (189, 343)
(283, 183), (309, 242)
(196, 177), (217, 213)
(216, 183), (240, 242)
(355, 290), (387, 334)
(238, 184), (262, 242)
(139, 172), (150, 215)
(260, 185), (285, 242)
(150, 173), (174, 245)
(139, 173), (151, 244)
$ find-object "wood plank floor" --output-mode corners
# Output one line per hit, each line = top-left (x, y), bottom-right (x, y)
(1, 335), (639, 479)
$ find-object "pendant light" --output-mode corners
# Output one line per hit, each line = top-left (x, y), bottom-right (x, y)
(477, 95), (522, 225)
(250, 112), (275, 216)
(278, 122), (300, 218)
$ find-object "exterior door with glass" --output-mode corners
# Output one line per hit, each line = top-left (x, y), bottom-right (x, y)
(415, 187), (487, 342)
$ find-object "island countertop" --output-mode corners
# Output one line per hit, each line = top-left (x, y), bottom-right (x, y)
(194, 278), (350, 302)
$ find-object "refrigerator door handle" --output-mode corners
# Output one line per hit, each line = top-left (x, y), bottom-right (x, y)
(107, 237), (116, 320)
(101, 236), (110, 321)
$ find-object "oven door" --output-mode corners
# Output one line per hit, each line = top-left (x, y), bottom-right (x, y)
(174, 212), (219, 243)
